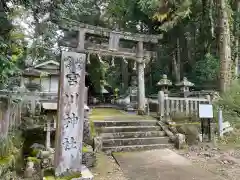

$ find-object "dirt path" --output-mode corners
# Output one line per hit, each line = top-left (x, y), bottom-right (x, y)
(113, 149), (223, 180)
(90, 146), (240, 180)
(90, 153), (128, 180)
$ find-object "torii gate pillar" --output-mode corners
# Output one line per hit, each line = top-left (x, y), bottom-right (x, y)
(136, 41), (145, 115)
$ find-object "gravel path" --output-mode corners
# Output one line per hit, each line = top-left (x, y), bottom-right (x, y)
(175, 145), (240, 180)
(90, 153), (128, 180)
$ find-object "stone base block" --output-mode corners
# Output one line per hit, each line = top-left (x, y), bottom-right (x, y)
(72, 165), (93, 180)
(43, 166), (93, 180)
(82, 146), (96, 167)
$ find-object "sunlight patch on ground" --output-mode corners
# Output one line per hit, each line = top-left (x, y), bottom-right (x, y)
(91, 108), (123, 116)
(89, 108), (155, 120)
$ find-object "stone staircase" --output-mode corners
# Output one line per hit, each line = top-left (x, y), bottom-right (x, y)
(94, 119), (172, 154)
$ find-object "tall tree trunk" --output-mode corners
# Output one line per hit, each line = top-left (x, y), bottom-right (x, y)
(234, 0), (240, 76)
(200, 0), (214, 56)
(173, 37), (181, 82)
(218, 0), (232, 92)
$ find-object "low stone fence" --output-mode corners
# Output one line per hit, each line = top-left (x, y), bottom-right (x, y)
(147, 91), (211, 118)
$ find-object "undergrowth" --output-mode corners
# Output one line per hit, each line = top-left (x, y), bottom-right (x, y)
(215, 80), (240, 124)
(0, 130), (23, 158)
(214, 80), (240, 146)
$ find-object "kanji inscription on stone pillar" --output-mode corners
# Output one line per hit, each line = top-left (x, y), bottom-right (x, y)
(54, 51), (86, 176)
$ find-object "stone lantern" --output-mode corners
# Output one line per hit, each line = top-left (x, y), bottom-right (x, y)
(157, 74), (172, 93)
(129, 76), (138, 105)
(175, 77), (194, 95)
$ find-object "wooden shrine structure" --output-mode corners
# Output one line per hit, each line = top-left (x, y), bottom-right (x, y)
(59, 22), (163, 114)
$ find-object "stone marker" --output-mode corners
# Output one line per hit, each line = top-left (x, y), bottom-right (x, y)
(54, 51), (86, 177)
(175, 133), (186, 149)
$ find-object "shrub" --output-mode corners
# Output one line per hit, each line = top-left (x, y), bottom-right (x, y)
(0, 136), (14, 158)
(176, 124), (200, 145)
(214, 80), (240, 124)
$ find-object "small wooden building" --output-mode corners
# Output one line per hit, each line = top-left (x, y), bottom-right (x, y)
(23, 60), (60, 96)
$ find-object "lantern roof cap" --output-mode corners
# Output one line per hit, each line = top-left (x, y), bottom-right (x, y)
(175, 77), (194, 87)
(157, 74), (172, 86)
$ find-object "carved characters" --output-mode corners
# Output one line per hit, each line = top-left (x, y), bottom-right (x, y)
(56, 52), (86, 175)
(63, 113), (79, 128)
(62, 137), (77, 151)
(64, 56), (84, 86)
(64, 93), (79, 104)
(66, 73), (80, 86)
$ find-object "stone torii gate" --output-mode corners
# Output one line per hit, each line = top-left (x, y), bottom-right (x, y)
(60, 22), (162, 114)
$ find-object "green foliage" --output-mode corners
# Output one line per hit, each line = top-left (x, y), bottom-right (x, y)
(0, 130), (23, 158)
(0, 137), (15, 158)
(138, 0), (192, 31)
(30, 149), (40, 157)
(0, 155), (16, 176)
(0, 3), (26, 86)
(191, 53), (219, 85)
(215, 81), (240, 123)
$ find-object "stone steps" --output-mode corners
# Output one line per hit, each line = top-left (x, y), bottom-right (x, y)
(103, 137), (169, 147)
(103, 144), (173, 154)
(94, 119), (172, 153)
(98, 126), (161, 133)
(101, 131), (166, 139)
(94, 120), (157, 127)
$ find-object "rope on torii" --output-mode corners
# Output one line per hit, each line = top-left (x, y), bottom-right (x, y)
(123, 56), (128, 64)
(87, 53), (91, 64)
(133, 61), (136, 71)
(111, 56), (115, 67)
(97, 54), (104, 64)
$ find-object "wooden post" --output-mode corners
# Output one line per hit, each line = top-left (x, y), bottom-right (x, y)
(54, 51), (86, 176)
(84, 87), (88, 104)
(121, 60), (129, 91)
(218, 109), (223, 138)
(77, 28), (86, 52)
(185, 99), (189, 116)
(136, 41), (145, 115)
(45, 115), (51, 149)
(158, 91), (164, 119)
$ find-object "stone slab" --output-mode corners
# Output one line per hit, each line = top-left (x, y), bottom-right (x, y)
(103, 136), (169, 147)
(54, 51), (86, 176)
(100, 131), (166, 139)
(43, 166), (93, 180)
(100, 126), (160, 133)
(103, 144), (172, 155)
(93, 120), (157, 127)
(113, 149), (225, 180)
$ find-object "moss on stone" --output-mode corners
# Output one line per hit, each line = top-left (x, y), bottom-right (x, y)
(30, 149), (40, 157)
(89, 119), (96, 138)
(44, 169), (82, 180)
(82, 146), (91, 153)
(27, 156), (41, 164)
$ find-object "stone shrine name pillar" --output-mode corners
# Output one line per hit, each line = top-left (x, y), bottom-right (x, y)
(54, 51), (86, 176)
(136, 41), (145, 115)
